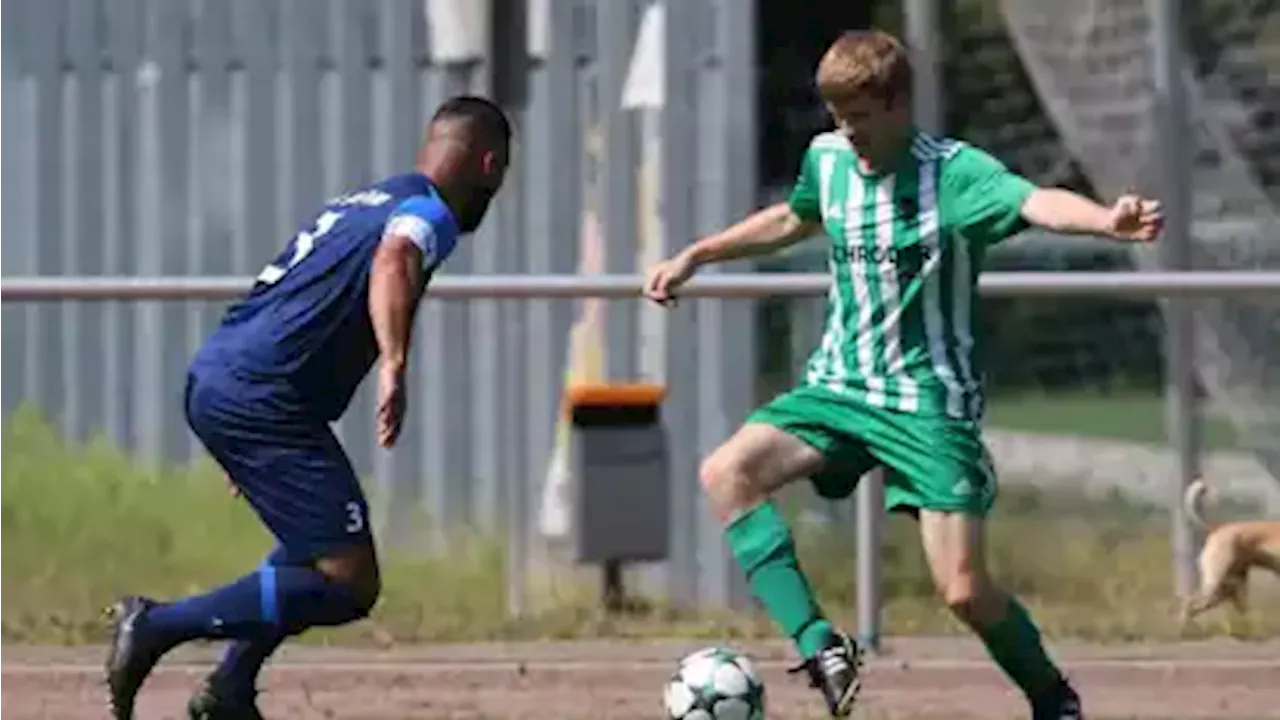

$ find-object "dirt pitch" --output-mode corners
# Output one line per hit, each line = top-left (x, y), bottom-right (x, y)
(5, 637), (1279, 719)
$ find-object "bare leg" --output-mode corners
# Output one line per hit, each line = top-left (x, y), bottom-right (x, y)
(919, 510), (1074, 713)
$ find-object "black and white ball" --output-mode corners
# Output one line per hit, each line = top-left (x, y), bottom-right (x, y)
(663, 647), (766, 720)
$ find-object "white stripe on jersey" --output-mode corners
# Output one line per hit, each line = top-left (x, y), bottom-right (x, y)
(913, 137), (966, 419)
(384, 214), (438, 267)
(872, 175), (918, 412)
(822, 156), (852, 393)
(847, 172), (886, 408)
(919, 134), (980, 417)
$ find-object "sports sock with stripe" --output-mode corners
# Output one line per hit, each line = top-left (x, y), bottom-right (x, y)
(143, 557), (368, 651)
(208, 546), (292, 696)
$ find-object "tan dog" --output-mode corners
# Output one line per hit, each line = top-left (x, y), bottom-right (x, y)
(1178, 476), (1280, 630)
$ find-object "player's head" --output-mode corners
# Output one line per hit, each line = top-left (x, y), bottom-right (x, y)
(815, 30), (912, 152)
(417, 95), (513, 233)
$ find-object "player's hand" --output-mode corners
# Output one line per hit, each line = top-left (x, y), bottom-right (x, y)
(1106, 193), (1163, 242)
(643, 251), (698, 306)
(225, 472), (241, 499)
(376, 362), (407, 448)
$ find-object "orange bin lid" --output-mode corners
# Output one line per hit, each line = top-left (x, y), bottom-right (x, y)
(566, 382), (667, 408)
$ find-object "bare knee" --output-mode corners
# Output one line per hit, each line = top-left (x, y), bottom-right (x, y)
(699, 425), (824, 524)
(699, 451), (765, 523)
(937, 571), (1007, 627)
(315, 543), (382, 616)
(920, 510), (1007, 627)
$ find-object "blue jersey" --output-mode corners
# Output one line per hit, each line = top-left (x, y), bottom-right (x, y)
(192, 173), (460, 422)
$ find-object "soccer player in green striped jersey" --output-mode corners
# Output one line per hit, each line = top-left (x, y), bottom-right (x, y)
(644, 30), (1162, 720)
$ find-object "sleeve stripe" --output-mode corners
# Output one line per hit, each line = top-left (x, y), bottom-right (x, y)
(384, 214), (438, 267)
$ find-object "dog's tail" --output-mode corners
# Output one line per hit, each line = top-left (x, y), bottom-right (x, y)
(1183, 475), (1213, 531)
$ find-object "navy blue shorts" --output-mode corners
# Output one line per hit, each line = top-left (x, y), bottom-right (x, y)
(184, 371), (372, 561)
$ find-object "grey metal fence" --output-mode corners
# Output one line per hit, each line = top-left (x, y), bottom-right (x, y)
(1, 0), (759, 609)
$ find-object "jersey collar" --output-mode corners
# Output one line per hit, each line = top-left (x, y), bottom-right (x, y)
(848, 125), (920, 179)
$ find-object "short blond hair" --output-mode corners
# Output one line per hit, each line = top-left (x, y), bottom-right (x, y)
(815, 30), (912, 104)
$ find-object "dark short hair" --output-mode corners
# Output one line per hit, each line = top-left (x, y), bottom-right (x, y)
(431, 95), (513, 144)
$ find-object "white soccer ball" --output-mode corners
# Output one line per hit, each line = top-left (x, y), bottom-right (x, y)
(663, 646), (766, 720)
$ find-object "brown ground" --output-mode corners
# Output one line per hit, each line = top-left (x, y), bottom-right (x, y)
(5, 637), (1279, 719)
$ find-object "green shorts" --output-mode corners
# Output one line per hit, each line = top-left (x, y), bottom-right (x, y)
(745, 384), (997, 516)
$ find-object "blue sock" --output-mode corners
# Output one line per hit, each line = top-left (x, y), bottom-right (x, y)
(209, 548), (292, 696)
(144, 553), (369, 650)
(210, 635), (286, 696)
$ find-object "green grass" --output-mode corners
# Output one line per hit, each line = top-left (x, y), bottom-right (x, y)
(985, 390), (1240, 450)
(4, 408), (1276, 646)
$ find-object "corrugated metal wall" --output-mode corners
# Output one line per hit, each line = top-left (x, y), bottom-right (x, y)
(0, 0), (759, 609)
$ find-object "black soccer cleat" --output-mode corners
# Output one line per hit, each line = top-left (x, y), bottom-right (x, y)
(187, 681), (266, 720)
(787, 630), (864, 717)
(1032, 678), (1085, 720)
(103, 596), (164, 720)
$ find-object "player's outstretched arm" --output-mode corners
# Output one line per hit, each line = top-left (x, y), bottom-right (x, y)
(643, 203), (819, 304)
(1020, 188), (1164, 243)
(940, 144), (1163, 247)
(685, 203), (820, 264)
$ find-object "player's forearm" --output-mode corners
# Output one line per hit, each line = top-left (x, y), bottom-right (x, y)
(1020, 188), (1114, 236)
(684, 203), (818, 266)
(368, 248), (420, 370)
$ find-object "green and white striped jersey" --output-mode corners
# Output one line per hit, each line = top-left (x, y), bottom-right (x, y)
(787, 130), (1036, 421)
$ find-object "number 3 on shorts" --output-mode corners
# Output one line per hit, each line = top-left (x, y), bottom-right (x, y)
(344, 501), (365, 533)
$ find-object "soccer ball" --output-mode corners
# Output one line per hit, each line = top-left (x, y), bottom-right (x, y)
(663, 646), (766, 720)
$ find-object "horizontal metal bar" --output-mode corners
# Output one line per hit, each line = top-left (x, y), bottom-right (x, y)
(3, 271), (1280, 301)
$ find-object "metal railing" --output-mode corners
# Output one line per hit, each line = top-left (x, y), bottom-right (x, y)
(7, 270), (1280, 300)
(6, 269), (1279, 647)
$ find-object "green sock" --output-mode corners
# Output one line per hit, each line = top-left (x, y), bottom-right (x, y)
(975, 597), (1063, 700)
(725, 502), (833, 658)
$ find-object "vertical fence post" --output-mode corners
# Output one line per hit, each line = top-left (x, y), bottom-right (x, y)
(694, 0), (733, 608)
(661, 0), (702, 607)
(903, 0), (944, 134)
(855, 471), (883, 652)
(598, 0), (640, 383)
(696, 0), (757, 610)
(1150, 0), (1200, 599)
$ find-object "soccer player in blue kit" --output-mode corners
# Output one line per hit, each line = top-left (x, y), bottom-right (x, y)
(103, 96), (513, 720)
